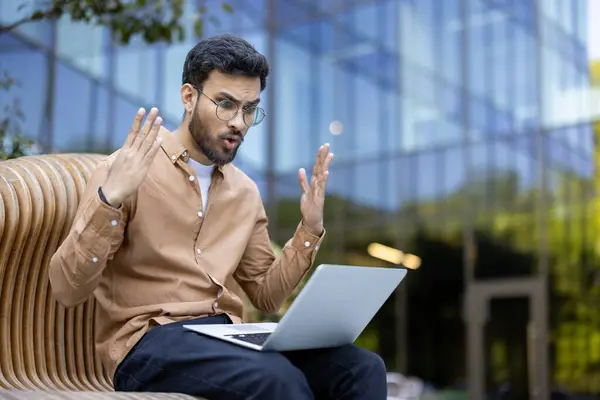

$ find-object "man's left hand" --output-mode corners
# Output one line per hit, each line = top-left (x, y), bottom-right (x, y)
(298, 143), (334, 236)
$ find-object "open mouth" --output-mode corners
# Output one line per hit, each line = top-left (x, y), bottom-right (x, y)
(223, 137), (238, 150)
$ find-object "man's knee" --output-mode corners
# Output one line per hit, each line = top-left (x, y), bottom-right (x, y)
(341, 346), (388, 395)
(340, 346), (385, 375)
(355, 347), (387, 381)
(245, 353), (314, 399)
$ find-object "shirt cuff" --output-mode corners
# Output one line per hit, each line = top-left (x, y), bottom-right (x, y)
(290, 221), (326, 265)
(75, 191), (126, 252)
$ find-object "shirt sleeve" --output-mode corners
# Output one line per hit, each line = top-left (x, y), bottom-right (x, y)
(233, 199), (326, 314)
(48, 160), (128, 307)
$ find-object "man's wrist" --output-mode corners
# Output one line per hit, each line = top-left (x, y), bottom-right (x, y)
(302, 221), (324, 237)
(98, 186), (121, 209)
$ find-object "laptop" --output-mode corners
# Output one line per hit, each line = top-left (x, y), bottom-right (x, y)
(183, 264), (407, 351)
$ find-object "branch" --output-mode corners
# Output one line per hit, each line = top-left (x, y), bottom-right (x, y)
(0, 16), (36, 33)
(0, 8), (59, 33)
(0, 0), (234, 45)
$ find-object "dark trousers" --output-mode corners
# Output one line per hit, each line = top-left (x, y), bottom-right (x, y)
(114, 315), (387, 399)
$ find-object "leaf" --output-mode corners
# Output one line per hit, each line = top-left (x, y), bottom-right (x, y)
(171, 0), (184, 18)
(30, 10), (45, 20)
(177, 24), (185, 41)
(194, 18), (203, 38)
(222, 2), (233, 13)
(118, 22), (133, 44)
(162, 23), (172, 43)
(143, 19), (163, 43)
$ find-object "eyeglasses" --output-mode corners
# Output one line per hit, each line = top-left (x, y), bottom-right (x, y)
(196, 88), (266, 127)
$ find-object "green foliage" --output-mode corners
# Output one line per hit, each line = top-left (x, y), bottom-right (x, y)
(0, 72), (33, 160)
(0, 0), (234, 43)
(270, 164), (600, 389)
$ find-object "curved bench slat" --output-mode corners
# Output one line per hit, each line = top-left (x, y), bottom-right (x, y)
(0, 174), (19, 390)
(0, 165), (35, 390)
(0, 154), (201, 399)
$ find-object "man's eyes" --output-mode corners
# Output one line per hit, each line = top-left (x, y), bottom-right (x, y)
(218, 99), (257, 113)
(219, 100), (236, 109)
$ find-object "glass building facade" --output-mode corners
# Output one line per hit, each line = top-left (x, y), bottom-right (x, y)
(1, 0), (599, 397)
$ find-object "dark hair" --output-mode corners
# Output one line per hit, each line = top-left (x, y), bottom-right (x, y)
(182, 34), (269, 91)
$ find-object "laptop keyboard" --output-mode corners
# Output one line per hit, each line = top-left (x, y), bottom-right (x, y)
(225, 332), (271, 346)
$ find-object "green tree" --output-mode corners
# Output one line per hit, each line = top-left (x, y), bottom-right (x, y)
(0, 0), (232, 160)
(0, 71), (32, 159)
(271, 161), (600, 389)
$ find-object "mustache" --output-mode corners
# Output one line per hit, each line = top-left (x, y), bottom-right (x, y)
(219, 131), (244, 142)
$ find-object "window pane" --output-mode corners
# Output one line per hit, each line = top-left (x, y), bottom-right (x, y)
(0, 50), (48, 145)
(115, 46), (158, 104)
(110, 95), (143, 150)
(353, 160), (382, 208)
(52, 62), (93, 152)
(273, 38), (316, 172)
(90, 84), (110, 152)
(57, 17), (107, 79)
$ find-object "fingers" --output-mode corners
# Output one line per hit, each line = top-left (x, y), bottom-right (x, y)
(298, 168), (310, 194)
(124, 108), (146, 148)
(312, 150), (333, 198)
(319, 153), (334, 189)
(143, 134), (164, 164)
(132, 107), (159, 150)
(300, 144), (334, 199)
(314, 143), (333, 174)
(305, 144), (334, 189)
(140, 115), (163, 155)
(312, 144), (329, 178)
(322, 152), (334, 175)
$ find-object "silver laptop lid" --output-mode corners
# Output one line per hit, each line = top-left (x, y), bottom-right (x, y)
(263, 264), (408, 351)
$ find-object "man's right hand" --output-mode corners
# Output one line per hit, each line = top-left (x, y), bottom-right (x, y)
(101, 107), (164, 207)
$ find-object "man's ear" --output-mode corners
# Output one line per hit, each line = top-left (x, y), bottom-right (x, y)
(181, 83), (196, 115)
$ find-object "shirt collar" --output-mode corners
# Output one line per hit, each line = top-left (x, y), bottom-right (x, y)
(158, 128), (230, 177)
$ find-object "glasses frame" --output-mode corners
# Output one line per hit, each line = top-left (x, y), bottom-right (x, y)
(193, 86), (266, 127)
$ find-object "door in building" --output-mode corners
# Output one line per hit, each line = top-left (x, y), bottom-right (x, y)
(465, 277), (549, 400)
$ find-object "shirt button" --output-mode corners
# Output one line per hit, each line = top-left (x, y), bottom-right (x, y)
(189, 175), (195, 182)
(111, 220), (118, 226)
(197, 211), (203, 217)
(182, 151), (188, 157)
(171, 155), (177, 161)
(304, 241), (311, 247)
(196, 248), (202, 254)
(92, 257), (98, 263)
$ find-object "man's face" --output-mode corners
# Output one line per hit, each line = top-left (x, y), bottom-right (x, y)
(188, 70), (261, 165)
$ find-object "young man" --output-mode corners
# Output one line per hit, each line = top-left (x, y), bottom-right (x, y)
(49, 34), (387, 399)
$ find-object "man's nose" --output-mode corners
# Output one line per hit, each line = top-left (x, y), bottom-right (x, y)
(227, 111), (245, 132)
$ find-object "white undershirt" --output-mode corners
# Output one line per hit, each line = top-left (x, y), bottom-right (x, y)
(188, 158), (214, 212)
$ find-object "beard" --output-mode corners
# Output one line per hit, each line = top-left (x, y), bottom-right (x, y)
(189, 107), (243, 166)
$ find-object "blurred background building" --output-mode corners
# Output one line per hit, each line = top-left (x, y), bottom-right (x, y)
(2, 0), (600, 398)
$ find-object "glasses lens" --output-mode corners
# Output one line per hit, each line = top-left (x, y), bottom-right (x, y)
(216, 100), (237, 121)
(244, 107), (265, 127)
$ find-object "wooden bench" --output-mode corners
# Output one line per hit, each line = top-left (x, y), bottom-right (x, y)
(0, 154), (198, 399)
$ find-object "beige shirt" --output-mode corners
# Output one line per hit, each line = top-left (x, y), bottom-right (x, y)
(48, 130), (325, 379)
